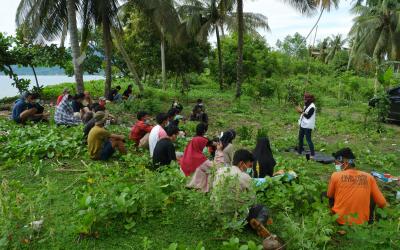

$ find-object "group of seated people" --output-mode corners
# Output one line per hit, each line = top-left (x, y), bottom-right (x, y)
(107, 85), (134, 102)
(11, 90), (388, 229)
(54, 88), (116, 126)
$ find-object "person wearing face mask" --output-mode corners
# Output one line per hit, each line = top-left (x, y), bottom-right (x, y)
(148, 113), (169, 157)
(54, 94), (82, 126)
(87, 112), (126, 161)
(211, 149), (272, 238)
(90, 97), (107, 113)
(327, 148), (387, 225)
(130, 111), (154, 147)
(152, 125), (180, 169)
(12, 92), (49, 124)
(296, 92), (316, 159)
(213, 149), (254, 191)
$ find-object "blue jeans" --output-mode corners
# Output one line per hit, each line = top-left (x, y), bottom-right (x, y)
(298, 127), (314, 156)
(100, 140), (115, 161)
(113, 94), (122, 102)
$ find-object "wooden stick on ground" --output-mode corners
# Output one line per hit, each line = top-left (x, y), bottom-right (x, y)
(63, 176), (83, 192)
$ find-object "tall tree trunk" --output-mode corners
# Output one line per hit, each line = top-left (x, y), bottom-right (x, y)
(161, 28), (166, 90)
(215, 25), (224, 90)
(60, 21), (68, 48)
(66, 0), (84, 93)
(103, 19), (113, 98)
(220, 20), (225, 37)
(372, 29), (387, 95)
(31, 65), (39, 89)
(235, 0), (244, 98)
(346, 47), (353, 71)
(111, 28), (145, 95)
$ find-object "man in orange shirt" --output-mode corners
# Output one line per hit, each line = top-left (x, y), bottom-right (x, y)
(327, 148), (387, 225)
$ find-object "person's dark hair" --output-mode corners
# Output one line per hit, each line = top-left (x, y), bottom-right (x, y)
(25, 92), (39, 99)
(196, 122), (208, 136)
(127, 84), (132, 89)
(304, 92), (315, 103)
(233, 149), (254, 166)
(116, 86), (121, 90)
(333, 148), (356, 166)
(74, 93), (85, 100)
(168, 108), (179, 118)
(31, 93), (40, 99)
(156, 113), (169, 125)
(137, 111), (149, 121)
(165, 125), (179, 137)
(197, 99), (202, 103)
(220, 129), (236, 149)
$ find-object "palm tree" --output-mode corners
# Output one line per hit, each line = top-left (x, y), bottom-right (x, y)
(67, 0), (85, 93)
(16, 0), (85, 93)
(325, 34), (347, 63)
(81, 0), (121, 97)
(179, 0), (268, 91)
(348, 0), (400, 91)
(124, 0), (181, 90)
(349, 0), (400, 65)
(317, 37), (329, 62)
(235, 0), (244, 98)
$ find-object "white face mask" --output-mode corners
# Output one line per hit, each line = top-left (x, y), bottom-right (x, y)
(246, 168), (253, 175)
(105, 120), (110, 128)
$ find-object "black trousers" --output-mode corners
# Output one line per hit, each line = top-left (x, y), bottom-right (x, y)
(298, 127), (315, 156)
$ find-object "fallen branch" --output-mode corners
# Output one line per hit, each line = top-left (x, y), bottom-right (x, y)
(81, 160), (90, 168)
(63, 177), (83, 192)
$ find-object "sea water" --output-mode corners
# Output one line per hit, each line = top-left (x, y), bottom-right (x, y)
(0, 75), (104, 99)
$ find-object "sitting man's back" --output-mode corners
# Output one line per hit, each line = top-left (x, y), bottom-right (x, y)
(327, 148), (386, 225)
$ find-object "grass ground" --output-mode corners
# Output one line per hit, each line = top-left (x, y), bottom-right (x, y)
(0, 80), (399, 249)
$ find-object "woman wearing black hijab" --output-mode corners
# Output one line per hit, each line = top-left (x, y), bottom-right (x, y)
(252, 137), (276, 177)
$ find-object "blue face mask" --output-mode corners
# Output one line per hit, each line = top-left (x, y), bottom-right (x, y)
(246, 168), (253, 175)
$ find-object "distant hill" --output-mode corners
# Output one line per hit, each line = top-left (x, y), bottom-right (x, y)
(0, 66), (66, 76)
(0, 66), (103, 76)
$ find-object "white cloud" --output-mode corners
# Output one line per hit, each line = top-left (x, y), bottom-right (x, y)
(243, 0), (355, 47)
(0, 0), (20, 36)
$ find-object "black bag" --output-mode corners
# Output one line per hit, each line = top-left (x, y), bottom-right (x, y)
(247, 204), (269, 225)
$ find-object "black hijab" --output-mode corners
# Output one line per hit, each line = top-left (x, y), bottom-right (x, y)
(252, 137), (276, 178)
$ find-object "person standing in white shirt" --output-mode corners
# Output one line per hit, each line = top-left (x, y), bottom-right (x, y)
(296, 93), (316, 158)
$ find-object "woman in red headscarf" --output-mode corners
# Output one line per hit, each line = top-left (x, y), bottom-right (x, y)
(180, 123), (213, 192)
(296, 92), (316, 158)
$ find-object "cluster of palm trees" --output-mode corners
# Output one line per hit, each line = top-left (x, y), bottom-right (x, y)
(348, 0), (400, 72)
(315, 34), (347, 64)
(16, 0), (342, 98)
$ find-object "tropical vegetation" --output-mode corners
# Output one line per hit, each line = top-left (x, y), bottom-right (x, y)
(1, 0), (400, 249)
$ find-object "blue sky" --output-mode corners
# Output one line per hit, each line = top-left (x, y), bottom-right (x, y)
(0, 0), (355, 47)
